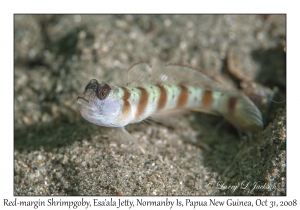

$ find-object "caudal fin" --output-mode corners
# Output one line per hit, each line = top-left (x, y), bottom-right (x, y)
(217, 93), (263, 132)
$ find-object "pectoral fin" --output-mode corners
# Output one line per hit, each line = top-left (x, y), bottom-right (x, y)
(109, 127), (146, 153)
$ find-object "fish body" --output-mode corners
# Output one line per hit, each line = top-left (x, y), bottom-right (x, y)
(77, 62), (263, 140)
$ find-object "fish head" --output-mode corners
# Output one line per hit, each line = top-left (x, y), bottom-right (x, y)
(77, 79), (123, 127)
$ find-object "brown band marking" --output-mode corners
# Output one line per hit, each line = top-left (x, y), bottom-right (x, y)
(157, 85), (167, 110)
(136, 87), (149, 119)
(177, 85), (189, 107)
(119, 87), (131, 121)
(202, 90), (213, 107)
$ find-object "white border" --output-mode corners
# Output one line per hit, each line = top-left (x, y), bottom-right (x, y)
(1, 0), (298, 209)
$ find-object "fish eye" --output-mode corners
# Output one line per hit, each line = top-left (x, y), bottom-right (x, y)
(97, 83), (111, 100)
(85, 79), (99, 91)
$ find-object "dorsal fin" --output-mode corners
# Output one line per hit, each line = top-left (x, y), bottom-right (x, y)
(163, 63), (222, 89)
(123, 61), (223, 90)
(125, 61), (154, 87)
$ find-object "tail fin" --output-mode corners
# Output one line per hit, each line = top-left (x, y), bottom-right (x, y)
(216, 92), (263, 132)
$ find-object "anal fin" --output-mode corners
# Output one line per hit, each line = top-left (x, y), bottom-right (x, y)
(187, 107), (219, 116)
(151, 109), (190, 122)
(151, 107), (219, 122)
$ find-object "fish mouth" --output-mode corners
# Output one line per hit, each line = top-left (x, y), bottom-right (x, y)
(77, 96), (96, 113)
(77, 95), (100, 124)
(77, 96), (89, 104)
(77, 96), (90, 108)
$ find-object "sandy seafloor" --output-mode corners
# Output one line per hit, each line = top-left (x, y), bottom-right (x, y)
(14, 15), (286, 196)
